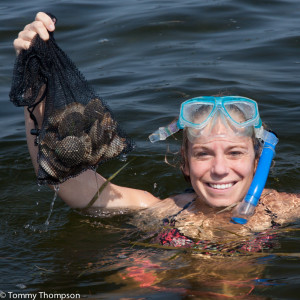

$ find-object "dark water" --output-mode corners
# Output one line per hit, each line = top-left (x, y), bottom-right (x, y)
(1, 0), (300, 299)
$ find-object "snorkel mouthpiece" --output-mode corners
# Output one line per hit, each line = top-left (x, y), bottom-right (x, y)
(231, 130), (278, 224)
(149, 119), (180, 143)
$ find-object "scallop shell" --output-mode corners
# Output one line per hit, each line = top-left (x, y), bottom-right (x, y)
(47, 103), (85, 130)
(104, 135), (126, 159)
(79, 133), (93, 163)
(47, 109), (65, 130)
(39, 145), (70, 179)
(40, 132), (58, 150)
(88, 144), (109, 165)
(89, 119), (105, 148)
(101, 112), (116, 133)
(47, 103), (85, 131)
(65, 102), (85, 114)
(109, 135), (126, 152)
(84, 98), (105, 127)
(58, 111), (85, 138)
(40, 154), (58, 179)
(55, 136), (85, 167)
(102, 111), (114, 124)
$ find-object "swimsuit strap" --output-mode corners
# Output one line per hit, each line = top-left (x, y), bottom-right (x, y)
(163, 197), (196, 225)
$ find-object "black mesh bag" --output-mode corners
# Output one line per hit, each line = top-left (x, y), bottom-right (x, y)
(10, 14), (134, 185)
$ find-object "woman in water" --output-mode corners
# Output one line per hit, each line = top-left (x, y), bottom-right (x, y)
(14, 12), (300, 246)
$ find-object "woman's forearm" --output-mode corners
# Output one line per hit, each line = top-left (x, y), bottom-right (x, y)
(24, 98), (106, 208)
(24, 99), (159, 209)
(24, 99), (44, 175)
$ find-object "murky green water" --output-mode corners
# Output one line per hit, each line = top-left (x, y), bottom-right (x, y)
(1, 0), (300, 298)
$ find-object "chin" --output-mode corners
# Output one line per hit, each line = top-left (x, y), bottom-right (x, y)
(205, 197), (239, 208)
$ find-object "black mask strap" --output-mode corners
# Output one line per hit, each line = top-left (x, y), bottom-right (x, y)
(27, 85), (47, 146)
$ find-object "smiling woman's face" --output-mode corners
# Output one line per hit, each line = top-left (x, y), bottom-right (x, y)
(183, 134), (256, 208)
(181, 103), (258, 208)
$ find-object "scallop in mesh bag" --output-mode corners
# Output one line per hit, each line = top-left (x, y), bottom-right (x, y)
(10, 14), (134, 185)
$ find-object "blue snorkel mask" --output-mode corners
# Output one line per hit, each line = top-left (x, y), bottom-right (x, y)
(149, 96), (263, 142)
(149, 96), (278, 224)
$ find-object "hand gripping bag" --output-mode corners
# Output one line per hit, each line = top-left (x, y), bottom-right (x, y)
(10, 14), (134, 185)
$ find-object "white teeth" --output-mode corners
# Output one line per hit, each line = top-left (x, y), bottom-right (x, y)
(209, 183), (234, 190)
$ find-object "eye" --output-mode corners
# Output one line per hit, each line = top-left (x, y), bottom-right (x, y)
(194, 151), (209, 158)
(228, 150), (244, 158)
(230, 151), (242, 155)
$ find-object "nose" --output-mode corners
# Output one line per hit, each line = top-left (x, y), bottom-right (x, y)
(211, 153), (229, 177)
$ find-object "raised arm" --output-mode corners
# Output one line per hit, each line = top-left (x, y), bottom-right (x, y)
(17, 13), (160, 209)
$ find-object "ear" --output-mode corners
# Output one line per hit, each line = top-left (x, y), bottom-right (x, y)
(183, 165), (190, 178)
(181, 148), (190, 177)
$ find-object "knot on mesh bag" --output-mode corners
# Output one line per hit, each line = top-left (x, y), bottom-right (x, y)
(10, 14), (134, 185)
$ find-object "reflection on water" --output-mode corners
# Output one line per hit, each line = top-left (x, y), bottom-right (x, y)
(24, 213), (297, 299)
(79, 247), (263, 298)
(1, 0), (300, 298)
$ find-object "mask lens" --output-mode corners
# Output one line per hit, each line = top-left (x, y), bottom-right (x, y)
(224, 101), (257, 125)
(182, 102), (214, 128)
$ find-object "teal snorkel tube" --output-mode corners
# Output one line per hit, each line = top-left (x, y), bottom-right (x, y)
(231, 130), (278, 224)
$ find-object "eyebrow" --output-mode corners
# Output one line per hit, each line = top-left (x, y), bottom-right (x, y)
(191, 143), (249, 151)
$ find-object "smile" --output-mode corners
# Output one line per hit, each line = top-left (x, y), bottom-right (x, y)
(208, 182), (234, 190)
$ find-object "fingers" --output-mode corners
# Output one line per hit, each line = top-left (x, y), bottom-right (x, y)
(35, 12), (55, 33)
(13, 38), (31, 54)
(13, 12), (56, 55)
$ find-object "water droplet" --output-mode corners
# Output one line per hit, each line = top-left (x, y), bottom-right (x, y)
(16, 283), (26, 289)
(119, 154), (127, 162)
(44, 185), (60, 226)
(98, 38), (109, 44)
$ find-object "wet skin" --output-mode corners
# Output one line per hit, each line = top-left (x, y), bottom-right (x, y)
(184, 136), (256, 208)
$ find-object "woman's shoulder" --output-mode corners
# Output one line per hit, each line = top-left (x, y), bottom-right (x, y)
(260, 189), (300, 206)
(144, 191), (196, 217)
(247, 189), (300, 230)
(129, 190), (197, 231)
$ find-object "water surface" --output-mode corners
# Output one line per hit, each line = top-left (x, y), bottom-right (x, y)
(1, 0), (300, 298)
